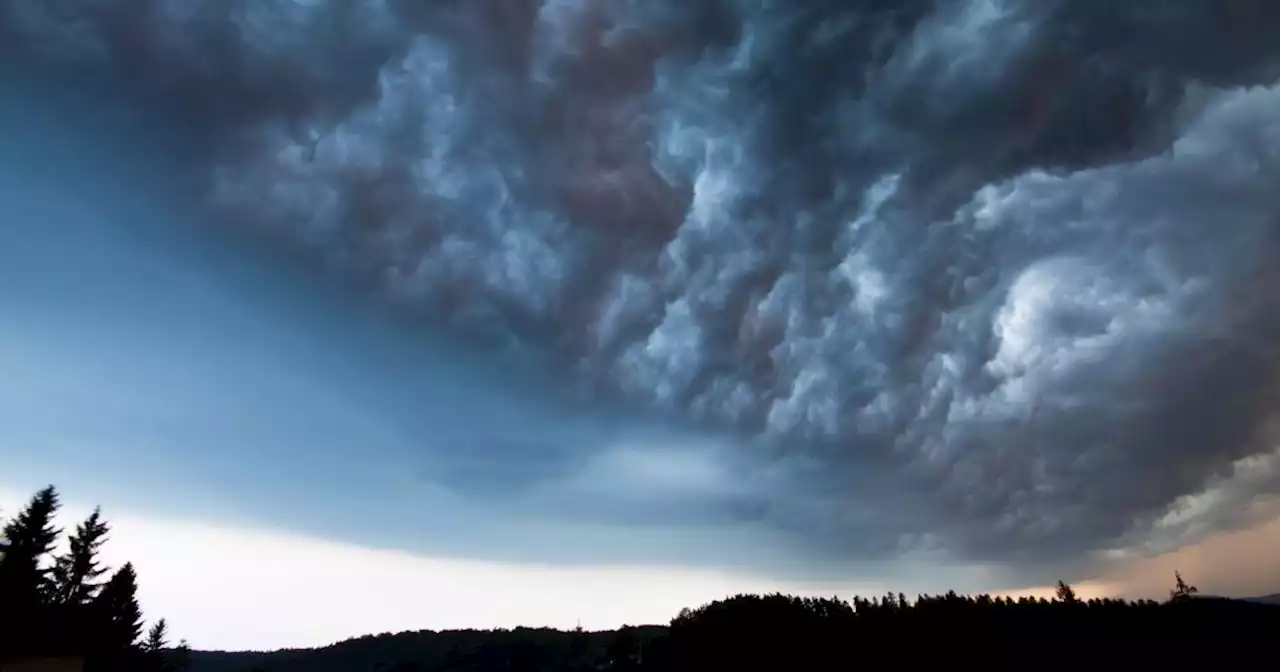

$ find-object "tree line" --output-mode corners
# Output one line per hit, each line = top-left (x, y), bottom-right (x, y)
(0, 486), (189, 671)
(6, 484), (1276, 671)
(192, 569), (1279, 671)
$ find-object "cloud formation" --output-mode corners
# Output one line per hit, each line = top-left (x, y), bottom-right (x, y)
(6, 0), (1280, 570)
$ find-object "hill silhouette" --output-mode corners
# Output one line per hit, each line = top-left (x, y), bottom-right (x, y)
(1246, 592), (1280, 605)
(187, 587), (1280, 671)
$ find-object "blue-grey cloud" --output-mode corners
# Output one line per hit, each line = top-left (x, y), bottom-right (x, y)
(4, 0), (1280, 576)
(0, 96), (779, 576)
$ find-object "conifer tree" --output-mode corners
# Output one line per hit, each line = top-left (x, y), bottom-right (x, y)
(0, 485), (62, 597)
(0, 486), (62, 657)
(92, 562), (145, 659)
(51, 507), (111, 606)
(142, 618), (181, 671)
(0, 486), (183, 668)
(143, 618), (169, 654)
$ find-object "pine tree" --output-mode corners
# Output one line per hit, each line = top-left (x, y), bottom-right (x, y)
(142, 619), (174, 671)
(0, 485), (62, 596)
(0, 486), (184, 668)
(143, 618), (169, 653)
(0, 485), (62, 657)
(44, 507), (113, 656)
(51, 507), (111, 606)
(91, 562), (145, 661)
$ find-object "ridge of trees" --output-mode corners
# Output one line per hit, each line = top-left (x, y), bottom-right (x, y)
(192, 574), (1280, 671)
(0, 485), (190, 671)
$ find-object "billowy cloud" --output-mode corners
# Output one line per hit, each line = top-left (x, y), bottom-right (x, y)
(3, 0), (1280, 579)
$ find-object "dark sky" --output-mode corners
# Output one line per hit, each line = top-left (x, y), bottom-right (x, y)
(3, 0), (1280, 593)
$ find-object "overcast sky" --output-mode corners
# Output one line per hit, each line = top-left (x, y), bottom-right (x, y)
(3, 0), (1280, 651)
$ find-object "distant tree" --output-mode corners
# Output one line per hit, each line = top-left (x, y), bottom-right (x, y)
(568, 622), (590, 670)
(1055, 580), (1079, 605)
(606, 625), (639, 671)
(169, 639), (192, 672)
(143, 618), (169, 654)
(141, 619), (190, 672)
(1170, 571), (1199, 602)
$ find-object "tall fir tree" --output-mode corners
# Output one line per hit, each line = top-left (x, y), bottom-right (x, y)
(0, 485), (62, 595)
(90, 561), (145, 663)
(0, 486), (183, 669)
(0, 486), (62, 657)
(46, 508), (112, 657)
(50, 507), (111, 605)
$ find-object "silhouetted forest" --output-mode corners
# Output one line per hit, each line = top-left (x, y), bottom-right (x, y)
(0, 486), (189, 671)
(190, 570), (1280, 670)
(5, 485), (1278, 671)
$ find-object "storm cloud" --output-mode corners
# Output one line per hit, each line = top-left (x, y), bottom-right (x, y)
(5, 0), (1280, 572)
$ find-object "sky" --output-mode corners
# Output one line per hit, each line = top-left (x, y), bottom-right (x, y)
(2, 0), (1280, 651)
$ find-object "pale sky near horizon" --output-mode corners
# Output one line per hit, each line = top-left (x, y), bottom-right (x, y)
(5, 0), (1280, 653)
(3, 485), (1278, 651)
(0, 486), (812, 651)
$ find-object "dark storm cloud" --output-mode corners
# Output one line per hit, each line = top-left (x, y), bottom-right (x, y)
(7, 0), (1280, 567)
